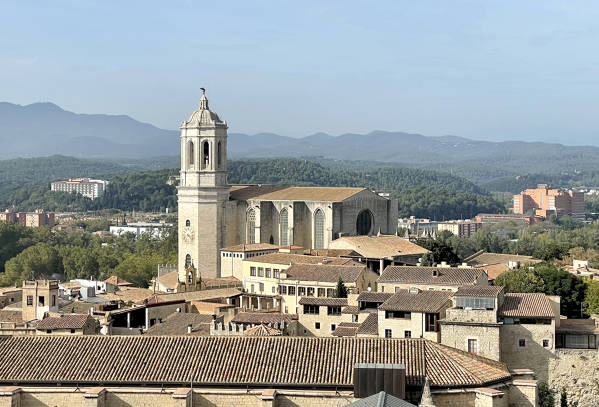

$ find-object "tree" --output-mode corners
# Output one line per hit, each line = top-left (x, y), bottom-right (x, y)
(583, 279), (599, 315)
(416, 239), (460, 265)
(535, 263), (586, 319)
(493, 268), (545, 293)
(537, 382), (555, 407)
(335, 277), (348, 298)
(61, 246), (99, 281)
(113, 253), (164, 288)
(2, 243), (62, 286)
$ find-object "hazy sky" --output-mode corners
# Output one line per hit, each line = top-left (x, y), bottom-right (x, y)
(2, 1), (599, 144)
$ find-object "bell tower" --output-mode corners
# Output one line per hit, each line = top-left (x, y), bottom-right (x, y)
(178, 89), (229, 283)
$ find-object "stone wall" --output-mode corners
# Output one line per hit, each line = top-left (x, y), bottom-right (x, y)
(440, 322), (501, 361)
(500, 323), (555, 382)
(548, 349), (599, 407)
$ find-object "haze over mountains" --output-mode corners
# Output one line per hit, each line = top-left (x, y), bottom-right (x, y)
(3, 101), (599, 178)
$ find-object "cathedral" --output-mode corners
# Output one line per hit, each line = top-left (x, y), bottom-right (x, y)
(177, 91), (398, 282)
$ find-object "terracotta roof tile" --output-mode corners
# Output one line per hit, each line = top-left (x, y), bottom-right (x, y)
(332, 323), (360, 337)
(246, 253), (360, 266)
(499, 293), (555, 318)
(156, 270), (179, 291)
(35, 314), (92, 330)
(357, 313), (378, 335)
(0, 310), (22, 323)
(284, 264), (366, 283)
(243, 324), (282, 336)
(152, 288), (241, 303)
(104, 276), (133, 286)
(357, 292), (394, 303)
(232, 312), (297, 325)
(378, 266), (485, 286)
(379, 290), (453, 313)
(0, 336), (511, 389)
(465, 252), (541, 267)
(455, 286), (504, 298)
(249, 187), (367, 202)
(298, 297), (348, 306)
(330, 235), (429, 259)
(342, 306), (359, 314)
(144, 313), (216, 336)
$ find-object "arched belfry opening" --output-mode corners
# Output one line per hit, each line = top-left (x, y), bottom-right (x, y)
(280, 209), (289, 246)
(247, 209), (256, 244)
(314, 209), (325, 249)
(202, 141), (210, 169)
(187, 141), (195, 169)
(217, 141), (222, 169)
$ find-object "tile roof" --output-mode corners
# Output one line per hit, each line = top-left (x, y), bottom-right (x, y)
(221, 243), (280, 252)
(455, 286), (504, 298)
(246, 253), (360, 266)
(557, 319), (599, 334)
(342, 306), (359, 314)
(249, 187), (367, 202)
(464, 252), (541, 267)
(104, 276), (133, 286)
(156, 270), (180, 291)
(358, 292), (394, 303)
(304, 249), (362, 257)
(298, 297), (348, 306)
(330, 235), (429, 259)
(284, 264), (366, 283)
(499, 293), (555, 318)
(378, 266), (485, 286)
(0, 336), (511, 389)
(243, 324), (282, 336)
(0, 310), (22, 323)
(346, 391), (416, 407)
(379, 290), (453, 313)
(97, 287), (154, 303)
(151, 288), (241, 303)
(144, 313), (216, 336)
(357, 313), (378, 335)
(332, 323), (361, 337)
(229, 185), (285, 201)
(35, 314), (92, 330)
(232, 312), (297, 325)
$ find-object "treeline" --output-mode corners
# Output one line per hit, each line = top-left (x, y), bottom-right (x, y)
(0, 222), (176, 288)
(482, 171), (599, 193)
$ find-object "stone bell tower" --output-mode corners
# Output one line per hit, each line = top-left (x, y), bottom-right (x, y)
(178, 89), (229, 283)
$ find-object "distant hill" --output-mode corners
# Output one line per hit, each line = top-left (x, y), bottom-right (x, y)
(0, 102), (178, 158)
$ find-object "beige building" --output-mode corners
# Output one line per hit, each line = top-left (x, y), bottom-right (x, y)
(297, 297), (348, 336)
(220, 243), (280, 280)
(377, 265), (488, 293)
(35, 313), (99, 335)
(177, 91), (398, 283)
(51, 178), (107, 199)
(437, 220), (482, 237)
(21, 280), (59, 322)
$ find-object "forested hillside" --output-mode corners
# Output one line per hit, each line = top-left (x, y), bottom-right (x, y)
(0, 157), (504, 219)
(482, 171), (599, 193)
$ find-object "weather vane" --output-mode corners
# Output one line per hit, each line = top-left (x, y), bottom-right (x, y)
(200, 87), (206, 95)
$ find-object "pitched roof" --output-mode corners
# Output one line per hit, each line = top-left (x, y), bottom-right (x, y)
(298, 297), (348, 306)
(332, 322), (361, 337)
(357, 313), (378, 335)
(144, 313), (216, 336)
(498, 293), (555, 318)
(557, 318), (599, 334)
(378, 266), (485, 286)
(104, 276), (133, 286)
(221, 243), (280, 252)
(249, 187), (367, 202)
(0, 310), (22, 323)
(330, 235), (430, 259)
(342, 305), (359, 314)
(246, 253), (360, 266)
(464, 252), (541, 267)
(243, 324), (282, 336)
(346, 391), (416, 407)
(379, 290), (453, 313)
(358, 292), (394, 303)
(229, 185), (285, 201)
(284, 264), (366, 283)
(151, 288), (241, 303)
(304, 249), (362, 257)
(156, 270), (179, 291)
(97, 287), (154, 303)
(35, 314), (92, 330)
(455, 286), (504, 298)
(232, 312), (297, 325)
(0, 336), (511, 389)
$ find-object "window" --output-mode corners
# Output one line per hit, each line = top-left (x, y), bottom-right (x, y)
(272, 286), (276, 294)
(298, 287), (306, 296)
(52, 295), (56, 307)
(285, 306), (288, 313)
(258, 267), (264, 277)
(250, 267), (256, 276)
(519, 339), (526, 347)
(468, 339), (478, 354)
(274, 269), (280, 278)
(317, 288), (325, 297)
(201, 140), (209, 168)
(39, 296), (45, 306)
(330, 324), (336, 331)
(27, 296), (33, 306)
(404, 331), (411, 338)
(303, 304), (319, 315)
(259, 283), (264, 292)
(356, 209), (374, 235)
(185, 254), (192, 268)
(70, 329), (76, 334)
(455, 297), (495, 310)
(326, 288), (335, 297)
(288, 286), (296, 295)
(425, 313), (439, 332)
(314, 209), (325, 249)
(280, 209), (289, 246)
(187, 140), (195, 168)
(265, 268), (271, 278)
(352, 314), (359, 323)
(315, 322), (321, 330)
(385, 310), (411, 319)
(46, 330), (52, 334)
(543, 339), (550, 348)
(185, 219), (191, 227)
(307, 287), (315, 296)
(247, 209), (256, 244)
(280, 285), (287, 295)
(385, 329), (392, 338)
(250, 284), (255, 293)
(327, 306), (342, 316)
(217, 141), (222, 168)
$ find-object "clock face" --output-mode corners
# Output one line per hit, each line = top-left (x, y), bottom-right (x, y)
(183, 226), (194, 242)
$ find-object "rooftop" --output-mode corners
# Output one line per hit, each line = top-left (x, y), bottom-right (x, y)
(298, 297), (348, 306)
(378, 266), (485, 286)
(150, 287), (241, 303)
(104, 276), (134, 287)
(464, 251), (541, 267)
(155, 270), (179, 291)
(379, 290), (453, 313)
(245, 252), (360, 266)
(356, 313), (378, 336)
(236, 186), (368, 202)
(455, 286), (504, 298)
(243, 324), (282, 336)
(0, 336), (511, 389)
(221, 243), (280, 252)
(232, 312), (297, 325)
(144, 313), (216, 336)
(331, 235), (429, 259)
(35, 314), (92, 330)
(284, 264), (366, 283)
(499, 293), (555, 318)
(346, 391), (416, 407)
(357, 292), (394, 303)
(332, 322), (361, 337)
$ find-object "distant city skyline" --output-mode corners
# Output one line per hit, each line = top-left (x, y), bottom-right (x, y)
(2, 1), (599, 145)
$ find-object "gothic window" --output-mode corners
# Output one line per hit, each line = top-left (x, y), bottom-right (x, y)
(247, 209), (256, 244)
(185, 219), (191, 227)
(217, 141), (222, 168)
(314, 209), (325, 249)
(201, 140), (210, 169)
(280, 209), (289, 246)
(356, 209), (374, 235)
(269, 235), (274, 244)
(185, 254), (192, 267)
(187, 141), (195, 169)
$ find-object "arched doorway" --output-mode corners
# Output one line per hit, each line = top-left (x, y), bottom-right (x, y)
(356, 209), (374, 235)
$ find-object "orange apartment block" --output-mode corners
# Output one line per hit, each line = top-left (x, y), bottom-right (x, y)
(0, 211), (55, 227)
(513, 185), (584, 219)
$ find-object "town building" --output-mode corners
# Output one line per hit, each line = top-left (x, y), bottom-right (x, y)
(0, 210), (55, 227)
(176, 91), (398, 282)
(397, 217), (438, 236)
(513, 184), (585, 219)
(464, 251), (542, 281)
(109, 222), (173, 238)
(35, 313), (99, 335)
(220, 243), (280, 280)
(377, 265), (488, 293)
(475, 213), (543, 225)
(50, 178), (107, 199)
(437, 219), (482, 237)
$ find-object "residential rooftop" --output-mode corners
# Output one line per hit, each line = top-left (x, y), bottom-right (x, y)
(498, 293), (555, 318)
(245, 252), (360, 266)
(284, 264), (366, 283)
(378, 266), (485, 286)
(331, 235), (430, 259)
(379, 290), (453, 313)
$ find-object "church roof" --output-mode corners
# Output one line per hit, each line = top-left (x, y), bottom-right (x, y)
(245, 253), (360, 266)
(181, 92), (225, 128)
(229, 185), (369, 202)
(330, 235), (430, 259)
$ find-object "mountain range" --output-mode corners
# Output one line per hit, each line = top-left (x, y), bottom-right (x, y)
(3, 102), (599, 180)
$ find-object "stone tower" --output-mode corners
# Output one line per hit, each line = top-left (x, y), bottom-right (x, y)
(177, 90), (229, 283)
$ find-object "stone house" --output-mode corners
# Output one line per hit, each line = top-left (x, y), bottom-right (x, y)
(297, 297), (348, 336)
(35, 314), (99, 335)
(377, 265), (488, 293)
(220, 243), (280, 280)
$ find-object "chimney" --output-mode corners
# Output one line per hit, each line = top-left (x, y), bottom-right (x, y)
(187, 324), (193, 334)
(89, 307), (94, 315)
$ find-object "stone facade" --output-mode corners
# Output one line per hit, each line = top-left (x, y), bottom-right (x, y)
(548, 349), (599, 407)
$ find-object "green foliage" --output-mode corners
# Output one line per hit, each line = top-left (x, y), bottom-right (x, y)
(335, 277), (348, 298)
(113, 253), (165, 288)
(583, 279), (599, 316)
(2, 243), (62, 285)
(416, 236), (460, 265)
(60, 246), (99, 281)
(494, 268), (545, 294)
(537, 382), (555, 407)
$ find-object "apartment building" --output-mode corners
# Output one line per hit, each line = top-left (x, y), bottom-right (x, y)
(377, 265), (488, 293)
(51, 178), (107, 199)
(0, 210), (55, 227)
(513, 184), (585, 219)
(437, 220), (482, 237)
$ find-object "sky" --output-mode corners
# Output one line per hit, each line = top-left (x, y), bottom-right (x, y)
(2, 1), (599, 145)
